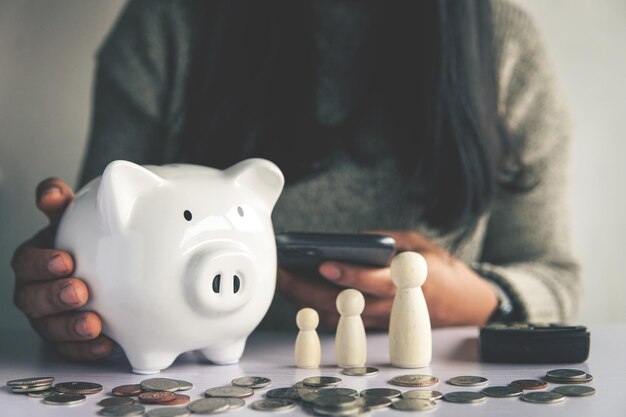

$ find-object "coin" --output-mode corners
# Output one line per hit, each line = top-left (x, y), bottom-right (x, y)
(390, 374), (439, 387)
(251, 398), (297, 412)
(402, 389), (444, 400)
(266, 387), (300, 400)
(443, 391), (486, 404)
(341, 367), (380, 377)
(232, 376), (272, 389)
(224, 397), (246, 409)
(360, 388), (402, 399)
(139, 391), (176, 404)
(157, 393), (190, 405)
(314, 395), (359, 410)
(27, 389), (54, 398)
(44, 393), (87, 405)
(303, 376), (342, 387)
(7, 376), (54, 387)
(54, 381), (103, 395)
(145, 407), (191, 417)
(510, 379), (548, 390)
(187, 398), (230, 414)
(113, 384), (144, 397)
(175, 380), (194, 391)
(521, 391), (565, 404)
(482, 385), (523, 398)
(546, 369), (587, 381)
(553, 385), (596, 397)
(317, 388), (359, 398)
(205, 386), (254, 398)
(313, 405), (369, 416)
(11, 384), (53, 393)
(392, 398), (436, 411)
(543, 373), (594, 384)
(447, 376), (488, 387)
(99, 397), (136, 407)
(99, 404), (146, 416)
(359, 396), (392, 409)
(141, 378), (181, 392)
(298, 388), (322, 403)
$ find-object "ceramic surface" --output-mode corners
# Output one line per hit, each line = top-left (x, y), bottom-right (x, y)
(56, 159), (284, 373)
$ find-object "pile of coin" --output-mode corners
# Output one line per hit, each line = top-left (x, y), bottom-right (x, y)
(7, 376), (55, 396)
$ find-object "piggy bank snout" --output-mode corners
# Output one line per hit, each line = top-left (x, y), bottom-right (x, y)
(186, 249), (258, 314)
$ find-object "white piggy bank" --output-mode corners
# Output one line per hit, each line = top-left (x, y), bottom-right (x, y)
(55, 158), (284, 374)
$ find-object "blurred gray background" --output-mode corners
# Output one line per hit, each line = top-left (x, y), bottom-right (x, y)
(1, 0), (624, 331)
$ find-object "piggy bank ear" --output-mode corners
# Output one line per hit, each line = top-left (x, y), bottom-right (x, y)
(226, 158), (284, 208)
(97, 160), (164, 233)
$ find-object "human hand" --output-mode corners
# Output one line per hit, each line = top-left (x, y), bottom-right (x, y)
(277, 231), (498, 328)
(11, 178), (113, 360)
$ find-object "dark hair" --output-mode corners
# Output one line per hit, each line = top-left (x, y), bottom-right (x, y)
(181, 0), (518, 236)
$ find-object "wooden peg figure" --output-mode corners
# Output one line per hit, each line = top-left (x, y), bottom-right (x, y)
(295, 308), (321, 368)
(335, 289), (366, 368)
(388, 251), (432, 368)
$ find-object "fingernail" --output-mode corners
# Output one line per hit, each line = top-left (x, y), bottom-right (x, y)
(48, 254), (69, 275)
(42, 186), (62, 200)
(75, 317), (92, 337)
(91, 341), (109, 357)
(320, 264), (342, 280)
(60, 283), (81, 306)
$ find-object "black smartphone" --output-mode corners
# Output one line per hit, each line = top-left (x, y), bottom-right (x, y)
(275, 232), (396, 270)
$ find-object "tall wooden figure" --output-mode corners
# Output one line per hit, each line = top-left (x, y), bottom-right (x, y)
(295, 308), (321, 368)
(389, 251), (431, 368)
(335, 289), (366, 368)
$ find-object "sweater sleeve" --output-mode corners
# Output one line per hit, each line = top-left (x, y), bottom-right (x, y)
(474, 1), (581, 323)
(79, 0), (193, 186)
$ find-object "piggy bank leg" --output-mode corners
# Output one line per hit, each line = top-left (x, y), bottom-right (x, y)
(125, 348), (178, 374)
(200, 338), (247, 365)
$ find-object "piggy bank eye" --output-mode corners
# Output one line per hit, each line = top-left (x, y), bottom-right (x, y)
(183, 210), (192, 221)
(237, 206), (244, 217)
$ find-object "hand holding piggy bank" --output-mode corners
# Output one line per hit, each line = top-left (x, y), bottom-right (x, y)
(55, 159), (284, 374)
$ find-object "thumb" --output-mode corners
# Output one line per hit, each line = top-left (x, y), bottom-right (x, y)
(36, 177), (75, 227)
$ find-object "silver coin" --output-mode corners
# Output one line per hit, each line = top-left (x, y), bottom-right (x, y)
(341, 367), (380, 377)
(521, 391), (565, 404)
(176, 380), (194, 391)
(358, 396), (392, 409)
(232, 376), (272, 389)
(187, 398), (231, 414)
(360, 388), (402, 399)
(510, 379), (548, 390)
(99, 397), (136, 407)
(146, 407), (191, 417)
(553, 385), (596, 397)
(298, 388), (322, 403)
(44, 393), (87, 405)
(402, 389), (444, 400)
(99, 404), (146, 416)
(7, 376), (54, 387)
(443, 391), (486, 404)
(390, 374), (439, 387)
(205, 386), (254, 398)
(303, 376), (342, 387)
(392, 398), (436, 412)
(482, 385), (523, 398)
(317, 388), (359, 398)
(11, 384), (53, 393)
(250, 398), (296, 412)
(27, 389), (54, 398)
(266, 387), (300, 400)
(543, 373), (593, 384)
(224, 397), (246, 409)
(546, 369), (587, 381)
(313, 405), (369, 416)
(447, 376), (488, 387)
(141, 378), (181, 392)
(314, 395), (359, 410)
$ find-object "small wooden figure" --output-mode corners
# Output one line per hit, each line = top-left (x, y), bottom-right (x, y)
(388, 251), (431, 368)
(335, 289), (367, 368)
(295, 308), (321, 368)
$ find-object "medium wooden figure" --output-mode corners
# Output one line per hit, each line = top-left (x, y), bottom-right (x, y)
(335, 288), (367, 368)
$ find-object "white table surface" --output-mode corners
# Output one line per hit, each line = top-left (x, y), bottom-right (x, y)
(0, 324), (623, 417)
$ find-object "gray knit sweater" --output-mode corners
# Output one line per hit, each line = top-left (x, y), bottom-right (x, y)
(80, 0), (580, 328)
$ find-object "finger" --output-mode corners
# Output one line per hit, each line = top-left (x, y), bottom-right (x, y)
(36, 177), (74, 226)
(277, 269), (340, 316)
(31, 311), (102, 343)
(14, 278), (88, 319)
(318, 262), (396, 298)
(56, 335), (113, 361)
(12, 246), (74, 283)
